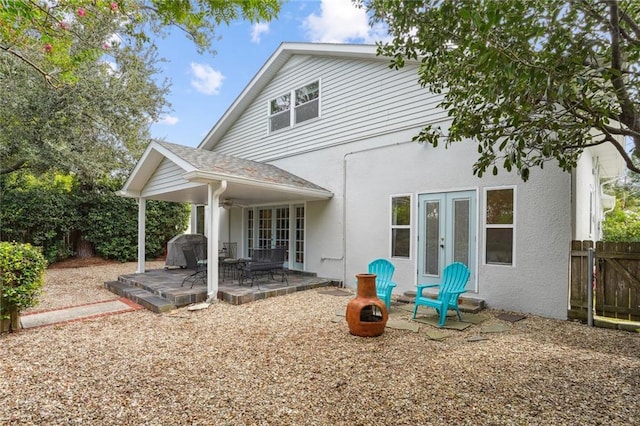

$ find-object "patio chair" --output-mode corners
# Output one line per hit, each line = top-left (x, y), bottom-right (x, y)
(412, 262), (470, 327)
(181, 244), (207, 288)
(221, 242), (239, 280)
(367, 258), (397, 310)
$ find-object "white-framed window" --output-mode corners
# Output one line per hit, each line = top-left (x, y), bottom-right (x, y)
(391, 195), (411, 258)
(268, 80), (320, 132)
(484, 187), (515, 266)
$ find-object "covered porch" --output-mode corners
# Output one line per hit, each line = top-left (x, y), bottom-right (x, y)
(118, 140), (334, 303)
(105, 267), (337, 313)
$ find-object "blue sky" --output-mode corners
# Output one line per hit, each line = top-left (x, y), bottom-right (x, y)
(149, 0), (387, 147)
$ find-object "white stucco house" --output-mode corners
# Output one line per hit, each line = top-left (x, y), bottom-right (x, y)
(120, 42), (624, 319)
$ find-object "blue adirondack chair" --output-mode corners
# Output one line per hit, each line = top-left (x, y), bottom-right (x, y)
(412, 262), (470, 327)
(367, 258), (397, 310)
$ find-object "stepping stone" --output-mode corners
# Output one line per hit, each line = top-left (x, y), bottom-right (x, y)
(425, 329), (449, 340)
(496, 313), (526, 322)
(480, 323), (511, 333)
(331, 315), (344, 323)
(335, 308), (346, 317)
(385, 319), (419, 332)
(460, 313), (487, 324)
(413, 316), (471, 331)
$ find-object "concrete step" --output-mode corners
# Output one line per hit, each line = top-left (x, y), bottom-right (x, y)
(104, 281), (175, 313)
(397, 290), (485, 314)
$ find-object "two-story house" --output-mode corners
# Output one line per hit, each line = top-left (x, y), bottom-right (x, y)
(120, 43), (623, 319)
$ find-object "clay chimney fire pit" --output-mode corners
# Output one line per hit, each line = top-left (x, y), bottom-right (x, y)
(346, 273), (388, 337)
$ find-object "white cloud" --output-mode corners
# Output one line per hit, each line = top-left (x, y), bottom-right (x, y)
(190, 63), (225, 95)
(251, 22), (270, 43)
(157, 115), (179, 125)
(302, 0), (387, 44)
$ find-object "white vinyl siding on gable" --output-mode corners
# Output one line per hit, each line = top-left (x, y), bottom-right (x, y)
(142, 158), (197, 198)
(212, 54), (448, 161)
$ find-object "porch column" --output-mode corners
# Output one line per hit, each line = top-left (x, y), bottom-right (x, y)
(137, 197), (146, 273)
(207, 180), (227, 301)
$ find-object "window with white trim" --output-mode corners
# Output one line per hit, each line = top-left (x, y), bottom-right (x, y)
(484, 187), (515, 265)
(268, 81), (319, 132)
(391, 195), (411, 258)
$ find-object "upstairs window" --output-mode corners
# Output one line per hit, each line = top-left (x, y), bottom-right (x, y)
(295, 81), (319, 124)
(269, 81), (320, 133)
(269, 93), (291, 132)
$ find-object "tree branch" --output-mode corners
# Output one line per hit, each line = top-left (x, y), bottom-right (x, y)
(0, 45), (60, 88)
(0, 160), (28, 176)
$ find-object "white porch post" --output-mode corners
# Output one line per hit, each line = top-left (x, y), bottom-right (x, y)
(207, 181), (227, 301)
(137, 197), (146, 273)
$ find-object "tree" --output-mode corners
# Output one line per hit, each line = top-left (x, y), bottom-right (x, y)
(602, 170), (640, 241)
(0, 0), (280, 178)
(361, 0), (640, 181)
(0, 45), (168, 179)
(1, 0), (280, 85)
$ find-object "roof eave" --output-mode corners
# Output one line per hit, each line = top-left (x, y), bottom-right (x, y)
(182, 170), (333, 200)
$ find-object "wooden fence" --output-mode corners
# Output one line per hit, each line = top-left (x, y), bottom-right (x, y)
(569, 240), (640, 322)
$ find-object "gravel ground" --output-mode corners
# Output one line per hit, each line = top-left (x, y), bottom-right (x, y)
(1, 261), (639, 425)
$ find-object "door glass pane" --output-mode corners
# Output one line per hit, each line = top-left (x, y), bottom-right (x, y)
(275, 207), (289, 250)
(246, 209), (254, 257)
(295, 206), (304, 265)
(258, 209), (272, 248)
(424, 201), (440, 275)
(453, 199), (470, 265)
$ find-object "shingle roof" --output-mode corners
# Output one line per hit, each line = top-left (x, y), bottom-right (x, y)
(157, 140), (328, 192)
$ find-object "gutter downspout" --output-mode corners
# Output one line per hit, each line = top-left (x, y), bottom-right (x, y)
(207, 180), (227, 302)
(341, 141), (412, 287)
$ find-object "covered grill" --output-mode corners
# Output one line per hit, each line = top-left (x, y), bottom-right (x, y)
(165, 234), (208, 268)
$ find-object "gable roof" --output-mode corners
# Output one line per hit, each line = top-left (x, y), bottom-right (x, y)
(120, 140), (333, 205)
(198, 42), (381, 151)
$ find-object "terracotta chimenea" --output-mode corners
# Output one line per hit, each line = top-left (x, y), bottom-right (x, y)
(346, 273), (388, 337)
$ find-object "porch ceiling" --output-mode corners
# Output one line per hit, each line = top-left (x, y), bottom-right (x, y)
(120, 140), (333, 205)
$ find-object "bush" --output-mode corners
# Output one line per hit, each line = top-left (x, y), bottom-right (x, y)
(1, 173), (189, 263)
(0, 173), (77, 263)
(0, 242), (47, 328)
(77, 179), (189, 261)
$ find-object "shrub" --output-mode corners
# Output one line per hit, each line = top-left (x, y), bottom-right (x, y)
(77, 179), (189, 261)
(0, 242), (47, 327)
(0, 173), (77, 263)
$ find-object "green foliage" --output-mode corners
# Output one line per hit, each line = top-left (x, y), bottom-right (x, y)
(363, 0), (640, 180)
(1, 0), (280, 180)
(602, 210), (640, 242)
(77, 179), (189, 261)
(602, 181), (640, 242)
(0, 242), (47, 317)
(0, 173), (189, 263)
(0, 172), (77, 263)
(0, 46), (169, 180)
(0, 0), (281, 85)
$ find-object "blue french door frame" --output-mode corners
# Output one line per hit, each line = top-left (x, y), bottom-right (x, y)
(417, 191), (477, 289)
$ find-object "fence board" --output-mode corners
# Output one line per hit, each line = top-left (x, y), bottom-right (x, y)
(570, 240), (640, 322)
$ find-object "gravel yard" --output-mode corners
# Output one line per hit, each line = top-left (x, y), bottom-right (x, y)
(1, 261), (639, 425)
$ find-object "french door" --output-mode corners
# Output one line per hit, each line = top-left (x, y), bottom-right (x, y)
(417, 191), (476, 289)
(246, 205), (305, 270)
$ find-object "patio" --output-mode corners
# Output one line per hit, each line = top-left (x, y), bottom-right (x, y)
(104, 267), (337, 313)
